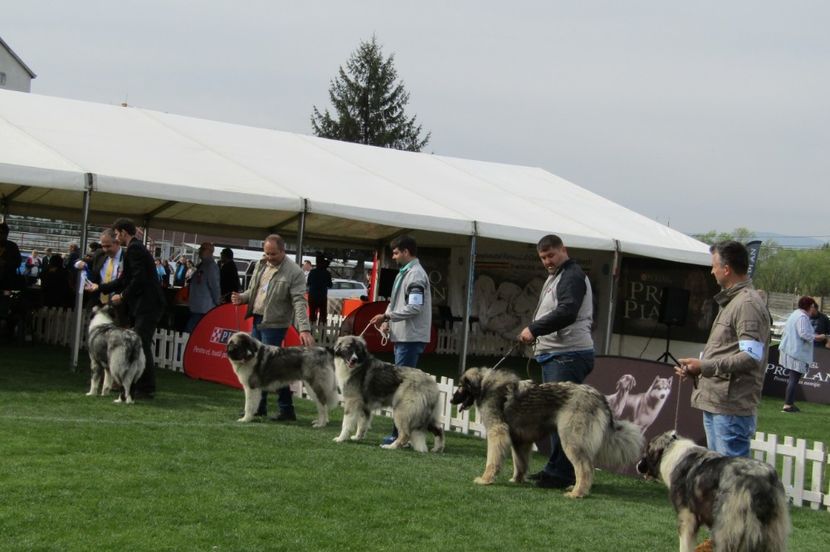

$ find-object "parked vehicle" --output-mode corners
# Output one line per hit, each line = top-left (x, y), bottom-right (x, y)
(328, 279), (368, 299)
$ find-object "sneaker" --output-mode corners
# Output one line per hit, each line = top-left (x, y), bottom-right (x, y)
(782, 405), (800, 413)
(270, 411), (297, 422)
(534, 472), (575, 489)
(528, 470), (546, 481)
(381, 434), (397, 446)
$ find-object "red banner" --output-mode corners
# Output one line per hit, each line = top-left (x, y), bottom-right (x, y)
(183, 304), (299, 388)
(339, 301), (437, 354)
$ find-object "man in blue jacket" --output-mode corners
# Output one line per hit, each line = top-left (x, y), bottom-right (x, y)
(519, 234), (594, 489)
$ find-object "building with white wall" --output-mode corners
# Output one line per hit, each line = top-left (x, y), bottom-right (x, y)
(0, 36), (36, 92)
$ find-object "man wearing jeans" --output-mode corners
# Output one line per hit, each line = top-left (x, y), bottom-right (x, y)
(231, 234), (314, 421)
(519, 234), (594, 489)
(676, 240), (769, 457)
(369, 235), (431, 445)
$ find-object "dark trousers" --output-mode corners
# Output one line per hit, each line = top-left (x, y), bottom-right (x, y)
(132, 309), (163, 394)
(308, 297), (327, 325)
(539, 351), (595, 480)
(251, 316), (292, 415)
(784, 369), (803, 405)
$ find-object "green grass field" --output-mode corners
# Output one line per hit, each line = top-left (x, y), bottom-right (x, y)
(1, 345), (828, 551)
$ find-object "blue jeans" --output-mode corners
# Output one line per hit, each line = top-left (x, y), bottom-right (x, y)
(251, 316), (292, 415)
(538, 350), (595, 480)
(784, 369), (803, 405)
(702, 411), (756, 457)
(394, 342), (426, 368)
(184, 312), (205, 334)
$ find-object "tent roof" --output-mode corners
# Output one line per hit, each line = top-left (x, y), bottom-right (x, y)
(0, 89), (710, 265)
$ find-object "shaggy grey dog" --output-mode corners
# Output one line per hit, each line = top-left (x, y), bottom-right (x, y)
(637, 431), (790, 552)
(451, 367), (643, 498)
(86, 304), (145, 404)
(332, 335), (444, 453)
(226, 332), (338, 427)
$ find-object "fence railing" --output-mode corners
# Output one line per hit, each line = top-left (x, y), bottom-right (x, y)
(28, 307), (830, 511)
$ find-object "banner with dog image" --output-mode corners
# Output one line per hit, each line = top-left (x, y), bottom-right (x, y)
(764, 344), (830, 405)
(584, 356), (705, 476)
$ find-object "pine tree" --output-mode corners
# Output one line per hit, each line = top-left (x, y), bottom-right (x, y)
(311, 36), (430, 152)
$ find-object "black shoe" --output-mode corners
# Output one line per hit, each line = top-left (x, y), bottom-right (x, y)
(535, 472), (575, 489)
(528, 470), (546, 481)
(133, 390), (155, 400)
(782, 405), (800, 413)
(270, 411), (297, 422)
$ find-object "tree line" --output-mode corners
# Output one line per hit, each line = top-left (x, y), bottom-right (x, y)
(694, 228), (830, 296)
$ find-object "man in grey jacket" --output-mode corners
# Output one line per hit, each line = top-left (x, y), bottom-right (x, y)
(676, 240), (769, 457)
(231, 234), (314, 421)
(369, 234), (432, 443)
(185, 242), (221, 333)
(519, 234), (594, 489)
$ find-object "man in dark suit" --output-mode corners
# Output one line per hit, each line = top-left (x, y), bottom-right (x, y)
(75, 228), (124, 309)
(88, 218), (165, 398)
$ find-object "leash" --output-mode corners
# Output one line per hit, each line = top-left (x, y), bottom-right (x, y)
(672, 375), (682, 433)
(492, 342), (520, 370)
(359, 320), (389, 347)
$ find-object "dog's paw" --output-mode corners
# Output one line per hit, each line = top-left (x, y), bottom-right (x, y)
(333, 435), (348, 443)
(85, 391), (95, 396)
(311, 420), (326, 428)
(349, 434), (363, 441)
(237, 417), (253, 423)
(564, 490), (584, 499)
(113, 397), (123, 404)
(509, 477), (525, 484)
(474, 476), (494, 486)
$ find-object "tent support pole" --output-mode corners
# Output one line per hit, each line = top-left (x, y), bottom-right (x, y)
(142, 218), (150, 247)
(458, 223), (477, 376)
(70, 173), (94, 371)
(295, 199), (307, 263)
(603, 240), (621, 355)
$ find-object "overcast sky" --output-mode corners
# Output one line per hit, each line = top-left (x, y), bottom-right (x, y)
(3, 1), (828, 238)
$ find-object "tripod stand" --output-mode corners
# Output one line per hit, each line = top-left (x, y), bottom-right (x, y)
(656, 323), (680, 366)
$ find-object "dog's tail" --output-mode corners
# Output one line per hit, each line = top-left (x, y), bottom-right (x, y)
(596, 419), (644, 468)
(716, 477), (790, 552)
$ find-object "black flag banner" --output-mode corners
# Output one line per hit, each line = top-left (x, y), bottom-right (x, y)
(746, 240), (763, 279)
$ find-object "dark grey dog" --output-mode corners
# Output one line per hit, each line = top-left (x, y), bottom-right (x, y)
(86, 304), (145, 404)
(637, 431), (790, 552)
(451, 367), (643, 497)
(332, 335), (444, 453)
(226, 332), (338, 427)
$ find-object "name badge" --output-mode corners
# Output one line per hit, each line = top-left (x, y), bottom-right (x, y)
(408, 292), (423, 306)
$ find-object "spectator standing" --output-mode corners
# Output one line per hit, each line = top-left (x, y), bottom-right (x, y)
(74, 228), (123, 306)
(676, 240), (770, 457)
(231, 234), (314, 420)
(518, 234), (594, 489)
(779, 297), (817, 413)
(174, 256), (188, 287)
(219, 248), (241, 301)
(808, 302), (829, 347)
(88, 218), (166, 399)
(185, 242), (221, 333)
(302, 260), (312, 281)
(307, 255), (332, 326)
(24, 250), (42, 286)
(41, 254), (71, 308)
(0, 221), (22, 293)
(369, 235), (432, 444)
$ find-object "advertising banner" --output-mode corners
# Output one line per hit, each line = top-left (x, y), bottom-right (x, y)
(583, 356), (706, 475)
(614, 257), (718, 343)
(764, 344), (830, 405)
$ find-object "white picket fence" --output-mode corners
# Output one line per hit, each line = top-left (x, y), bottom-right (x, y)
(26, 307), (830, 511)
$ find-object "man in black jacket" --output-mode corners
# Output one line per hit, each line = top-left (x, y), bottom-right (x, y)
(518, 234), (595, 489)
(88, 219), (165, 398)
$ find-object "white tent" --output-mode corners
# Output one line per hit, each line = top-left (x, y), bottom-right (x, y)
(0, 89), (709, 265)
(0, 89), (712, 368)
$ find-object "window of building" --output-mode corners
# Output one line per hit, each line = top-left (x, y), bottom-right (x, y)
(0, 72), (7, 86)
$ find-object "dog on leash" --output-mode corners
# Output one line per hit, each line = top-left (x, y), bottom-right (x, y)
(451, 367), (644, 497)
(621, 375), (672, 433)
(226, 332), (338, 427)
(86, 303), (145, 404)
(332, 335), (445, 453)
(605, 374), (637, 418)
(637, 431), (790, 552)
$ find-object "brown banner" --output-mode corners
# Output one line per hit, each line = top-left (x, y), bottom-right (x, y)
(764, 345), (830, 405)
